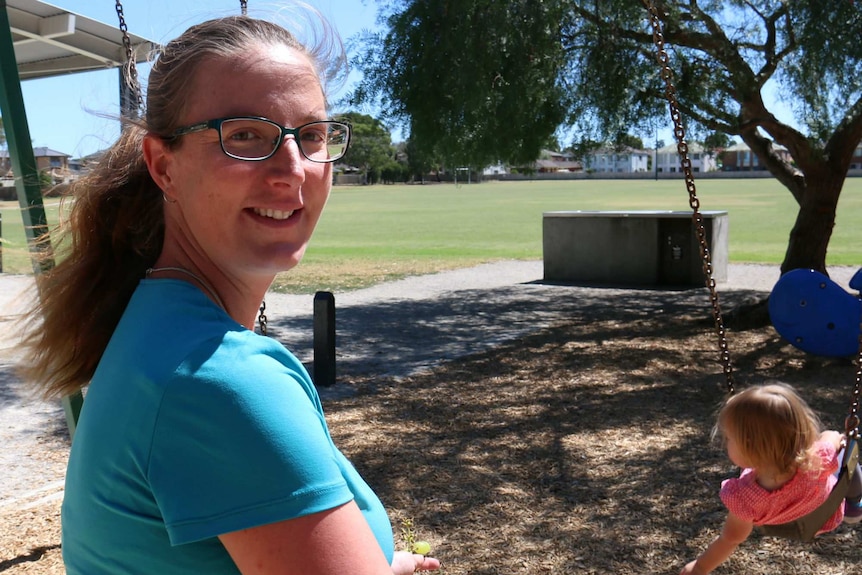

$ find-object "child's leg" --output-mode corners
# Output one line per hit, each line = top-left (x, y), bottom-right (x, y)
(848, 461), (862, 502)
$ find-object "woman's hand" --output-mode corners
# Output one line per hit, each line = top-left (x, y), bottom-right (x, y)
(390, 551), (441, 574)
(679, 559), (707, 575)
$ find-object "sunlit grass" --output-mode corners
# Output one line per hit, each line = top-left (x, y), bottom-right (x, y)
(2, 177), (860, 292)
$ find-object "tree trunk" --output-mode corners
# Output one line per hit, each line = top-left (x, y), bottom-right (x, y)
(780, 170), (842, 276)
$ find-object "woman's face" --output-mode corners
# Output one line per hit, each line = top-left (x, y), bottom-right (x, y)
(153, 43), (332, 281)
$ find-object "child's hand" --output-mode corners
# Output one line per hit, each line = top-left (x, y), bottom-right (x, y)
(820, 430), (844, 450)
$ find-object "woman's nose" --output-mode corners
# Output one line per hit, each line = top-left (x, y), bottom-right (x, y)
(269, 135), (306, 180)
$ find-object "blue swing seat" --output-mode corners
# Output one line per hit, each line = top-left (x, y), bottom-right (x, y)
(768, 268), (862, 357)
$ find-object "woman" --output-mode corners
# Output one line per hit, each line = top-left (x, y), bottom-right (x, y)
(17, 13), (440, 575)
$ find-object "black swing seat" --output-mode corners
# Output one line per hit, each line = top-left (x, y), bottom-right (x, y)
(758, 437), (859, 542)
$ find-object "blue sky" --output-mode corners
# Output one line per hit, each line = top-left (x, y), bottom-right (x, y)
(11, 1), (794, 159)
(15, 0), (380, 158)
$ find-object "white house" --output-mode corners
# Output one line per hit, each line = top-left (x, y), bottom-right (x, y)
(654, 142), (718, 173)
(584, 146), (650, 173)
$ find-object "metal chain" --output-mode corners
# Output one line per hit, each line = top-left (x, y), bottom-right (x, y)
(115, 0), (143, 117)
(258, 300), (268, 336)
(240, 0), (248, 16)
(849, 314), (862, 438)
(642, 2), (735, 395)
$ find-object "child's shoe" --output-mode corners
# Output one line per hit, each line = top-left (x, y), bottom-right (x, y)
(845, 499), (862, 524)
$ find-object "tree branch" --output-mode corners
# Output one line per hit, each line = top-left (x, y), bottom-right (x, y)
(738, 129), (805, 203)
(825, 94), (862, 169)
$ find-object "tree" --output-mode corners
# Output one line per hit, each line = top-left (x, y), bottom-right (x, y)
(404, 134), (443, 182)
(615, 133), (644, 150)
(348, 0), (570, 170)
(703, 132), (733, 154)
(338, 111), (395, 184)
(353, 0), (862, 275)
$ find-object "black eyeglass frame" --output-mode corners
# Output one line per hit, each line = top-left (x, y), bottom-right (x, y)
(167, 116), (351, 163)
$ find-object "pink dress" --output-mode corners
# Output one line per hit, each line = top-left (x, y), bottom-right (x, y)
(720, 441), (843, 534)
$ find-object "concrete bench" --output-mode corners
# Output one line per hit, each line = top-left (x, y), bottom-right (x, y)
(542, 210), (728, 287)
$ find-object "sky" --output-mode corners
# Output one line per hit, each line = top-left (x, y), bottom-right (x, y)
(13, 0), (381, 158)
(9, 0), (796, 160)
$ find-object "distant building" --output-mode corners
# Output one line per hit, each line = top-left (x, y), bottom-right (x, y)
(719, 141), (792, 171)
(654, 143), (718, 173)
(584, 146), (650, 173)
(534, 149), (582, 173)
(68, 150), (107, 176)
(482, 163), (508, 176)
(851, 142), (862, 170)
(0, 146), (73, 183)
(503, 149), (582, 174)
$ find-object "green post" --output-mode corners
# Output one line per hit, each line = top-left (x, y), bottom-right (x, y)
(0, 1), (83, 438)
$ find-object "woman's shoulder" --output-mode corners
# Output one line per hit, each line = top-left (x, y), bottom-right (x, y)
(112, 280), (315, 403)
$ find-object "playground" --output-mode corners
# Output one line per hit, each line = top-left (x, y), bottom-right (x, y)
(1, 1), (860, 571)
(1, 263), (860, 574)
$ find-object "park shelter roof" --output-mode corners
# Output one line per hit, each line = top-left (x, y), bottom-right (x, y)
(5, 0), (156, 80)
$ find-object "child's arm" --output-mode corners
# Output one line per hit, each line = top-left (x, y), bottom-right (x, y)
(819, 430), (844, 452)
(679, 512), (753, 575)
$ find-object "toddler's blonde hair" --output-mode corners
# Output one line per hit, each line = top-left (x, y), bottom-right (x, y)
(716, 383), (823, 475)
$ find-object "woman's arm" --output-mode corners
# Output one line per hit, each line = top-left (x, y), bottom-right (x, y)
(220, 501), (439, 575)
(679, 512), (753, 575)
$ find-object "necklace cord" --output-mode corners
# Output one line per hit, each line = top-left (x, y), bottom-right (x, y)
(146, 267), (226, 312)
(145, 268), (269, 337)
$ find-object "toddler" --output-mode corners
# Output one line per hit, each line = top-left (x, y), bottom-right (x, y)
(680, 383), (862, 575)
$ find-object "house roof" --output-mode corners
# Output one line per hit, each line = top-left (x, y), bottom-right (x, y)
(5, 0), (157, 80)
(590, 146), (650, 155)
(657, 142), (708, 153)
(536, 159), (581, 170)
(724, 141), (790, 152)
(0, 146), (69, 157)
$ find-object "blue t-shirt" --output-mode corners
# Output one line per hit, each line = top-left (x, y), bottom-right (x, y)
(62, 279), (393, 574)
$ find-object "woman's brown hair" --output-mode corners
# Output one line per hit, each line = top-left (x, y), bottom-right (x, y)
(16, 14), (345, 398)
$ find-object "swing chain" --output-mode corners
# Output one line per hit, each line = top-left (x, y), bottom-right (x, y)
(258, 300), (268, 337)
(642, 1), (735, 395)
(850, 322), (862, 438)
(240, 0), (248, 16)
(115, 0), (143, 117)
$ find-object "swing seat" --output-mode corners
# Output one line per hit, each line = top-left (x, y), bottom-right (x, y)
(768, 268), (862, 357)
(758, 437), (859, 541)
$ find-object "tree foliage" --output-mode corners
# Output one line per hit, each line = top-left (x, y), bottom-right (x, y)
(354, 0), (862, 273)
(338, 111), (395, 184)
(348, 0), (570, 169)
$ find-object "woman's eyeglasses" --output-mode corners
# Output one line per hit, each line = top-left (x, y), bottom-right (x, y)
(167, 117), (351, 163)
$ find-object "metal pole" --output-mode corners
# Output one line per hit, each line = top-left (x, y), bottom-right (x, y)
(0, 1), (82, 437)
(313, 291), (336, 387)
(0, 1), (52, 274)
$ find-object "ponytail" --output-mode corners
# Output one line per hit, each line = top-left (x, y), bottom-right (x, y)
(17, 125), (164, 398)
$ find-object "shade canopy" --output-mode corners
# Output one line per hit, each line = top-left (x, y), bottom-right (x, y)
(5, 0), (156, 80)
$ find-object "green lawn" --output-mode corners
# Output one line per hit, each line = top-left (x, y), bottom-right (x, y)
(2, 178), (860, 292)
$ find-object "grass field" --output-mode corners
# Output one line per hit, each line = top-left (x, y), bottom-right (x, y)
(2, 178), (860, 292)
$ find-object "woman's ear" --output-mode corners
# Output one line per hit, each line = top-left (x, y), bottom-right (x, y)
(142, 133), (175, 199)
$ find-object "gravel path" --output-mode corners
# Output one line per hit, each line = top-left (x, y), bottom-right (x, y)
(1, 261), (859, 512)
